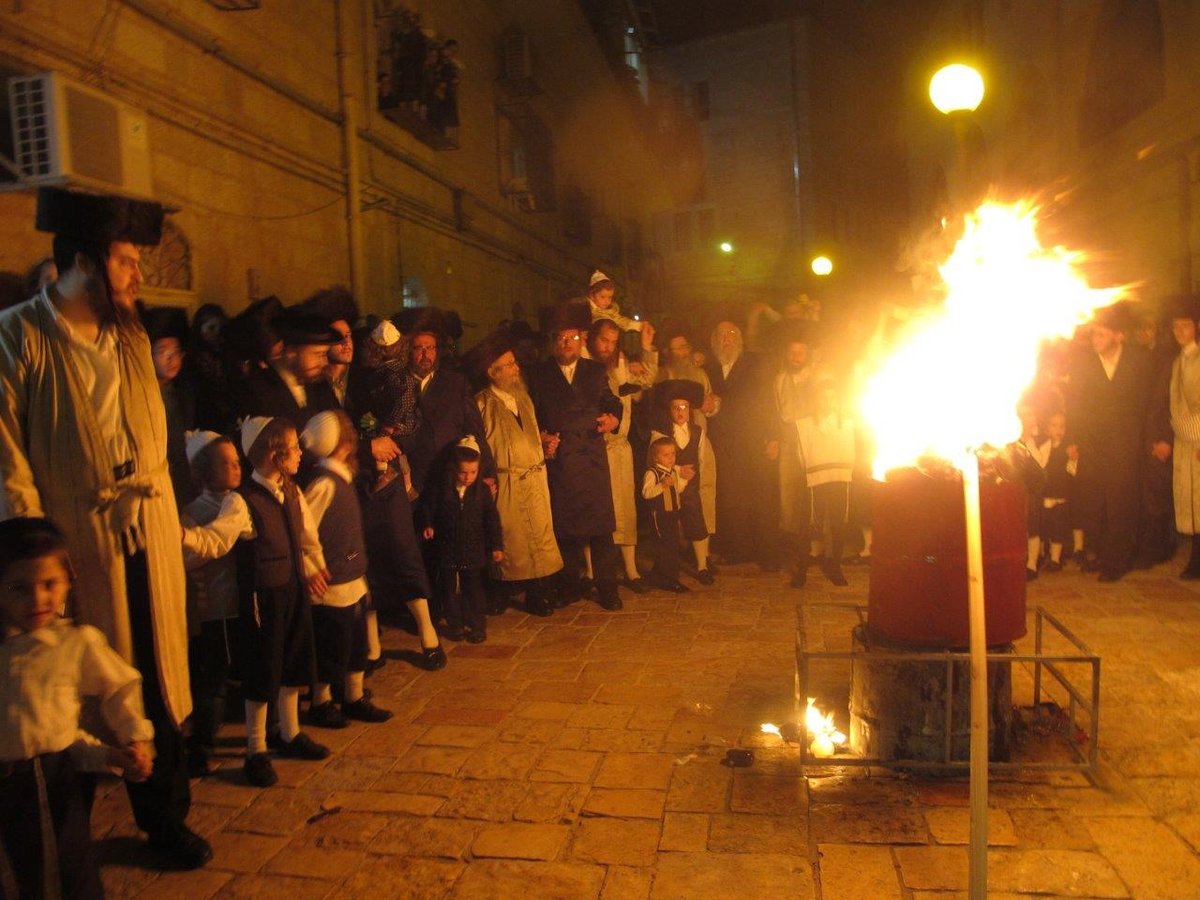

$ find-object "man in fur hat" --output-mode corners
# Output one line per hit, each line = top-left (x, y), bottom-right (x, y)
(0, 187), (211, 867)
(463, 329), (563, 615)
(527, 301), (625, 609)
(1067, 301), (1156, 582)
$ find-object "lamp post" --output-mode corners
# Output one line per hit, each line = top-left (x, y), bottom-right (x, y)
(930, 61), (988, 900)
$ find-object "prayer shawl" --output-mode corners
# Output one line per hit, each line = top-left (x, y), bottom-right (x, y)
(0, 291), (191, 726)
(476, 387), (562, 580)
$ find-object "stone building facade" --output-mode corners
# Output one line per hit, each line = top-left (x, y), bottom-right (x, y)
(0, 0), (664, 342)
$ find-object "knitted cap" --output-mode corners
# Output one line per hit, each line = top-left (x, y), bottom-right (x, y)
(185, 430), (223, 465)
(240, 416), (274, 457)
(301, 411), (342, 460)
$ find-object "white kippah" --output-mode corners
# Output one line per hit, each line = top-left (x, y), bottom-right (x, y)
(240, 416), (274, 457)
(302, 411), (342, 460)
(457, 434), (480, 453)
(185, 430), (222, 465)
(589, 270), (610, 288)
(371, 319), (401, 347)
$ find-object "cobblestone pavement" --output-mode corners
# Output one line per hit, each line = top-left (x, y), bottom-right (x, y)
(93, 551), (1200, 899)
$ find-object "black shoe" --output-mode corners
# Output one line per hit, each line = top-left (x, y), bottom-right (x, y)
(826, 567), (848, 587)
(1080, 556), (1101, 573)
(186, 747), (214, 778)
(306, 700), (349, 730)
(465, 628), (487, 644)
(342, 697), (393, 723)
(1182, 565), (1200, 581)
(596, 592), (623, 611)
(695, 568), (715, 585)
(243, 753), (278, 787)
(526, 598), (554, 617)
(276, 732), (331, 760)
(1043, 560), (1063, 573)
(421, 642), (448, 671)
(663, 579), (689, 593)
(1025, 568), (1039, 583)
(148, 824), (213, 870)
(1098, 569), (1127, 584)
(364, 656), (386, 676)
(487, 598), (507, 615)
(441, 624), (466, 641)
(625, 577), (652, 594)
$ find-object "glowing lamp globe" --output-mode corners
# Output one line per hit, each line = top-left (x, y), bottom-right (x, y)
(811, 255), (833, 276)
(719, 241), (734, 254)
(929, 64), (984, 115)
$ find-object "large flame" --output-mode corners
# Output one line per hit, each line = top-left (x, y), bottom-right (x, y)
(861, 201), (1124, 477)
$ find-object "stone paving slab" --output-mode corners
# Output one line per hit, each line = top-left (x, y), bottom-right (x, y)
(88, 557), (1200, 897)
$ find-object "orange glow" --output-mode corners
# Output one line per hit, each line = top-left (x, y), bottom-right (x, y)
(860, 200), (1124, 477)
(805, 697), (846, 758)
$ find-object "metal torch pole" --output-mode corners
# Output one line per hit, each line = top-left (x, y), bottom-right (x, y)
(962, 452), (989, 897)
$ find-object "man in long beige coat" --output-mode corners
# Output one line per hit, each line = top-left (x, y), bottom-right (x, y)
(0, 188), (209, 868)
(587, 318), (657, 592)
(464, 328), (563, 616)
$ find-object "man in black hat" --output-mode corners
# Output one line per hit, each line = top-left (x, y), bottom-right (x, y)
(241, 309), (342, 431)
(1067, 302), (1156, 582)
(527, 301), (625, 609)
(0, 187), (211, 868)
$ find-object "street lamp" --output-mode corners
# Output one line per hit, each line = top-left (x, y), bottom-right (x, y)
(929, 63), (984, 114)
(719, 241), (734, 254)
(811, 255), (833, 277)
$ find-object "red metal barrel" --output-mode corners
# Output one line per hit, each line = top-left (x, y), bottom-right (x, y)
(867, 470), (1027, 648)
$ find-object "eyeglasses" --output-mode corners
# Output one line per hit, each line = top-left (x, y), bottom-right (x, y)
(555, 334), (582, 344)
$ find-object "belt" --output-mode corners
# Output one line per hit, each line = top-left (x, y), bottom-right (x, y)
(496, 461), (547, 481)
(113, 459), (135, 480)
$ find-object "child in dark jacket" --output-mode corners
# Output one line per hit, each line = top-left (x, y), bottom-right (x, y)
(421, 437), (503, 643)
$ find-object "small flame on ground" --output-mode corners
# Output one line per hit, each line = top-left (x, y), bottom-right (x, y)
(861, 200), (1124, 478)
(806, 697), (847, 757)
(760, 723), (782, 737)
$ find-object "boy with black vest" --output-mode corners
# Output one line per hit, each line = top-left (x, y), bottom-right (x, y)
(237, 416), (331, 787)
(302, 411), (393, 727)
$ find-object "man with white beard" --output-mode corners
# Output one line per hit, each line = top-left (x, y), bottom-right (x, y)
(464, 328), (563, 616)
(586, 318), (657, 592)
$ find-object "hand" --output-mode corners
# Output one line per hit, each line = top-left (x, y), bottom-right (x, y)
(596, 413), (619, 434)
(679, 464), (696, 481)
(640, 321), (656, 351)
(307, 569), (330, 598)
(111, 742), (153, 782)
(765, 440), (780, 461)
(423, 526), (434, 540)
(701, 393), (719, 416)
(1066, 444), (1079, 462)
(540, 431), (561, 459)
(491, 550), (504, 564)
(661, 473), (675, 488)
(628, 361), (646, 378)
(371, 436), (400, 464)
(1152, 441), (1172, 462)
(111, 490), (148, 555)
(483, 477), (498, 499)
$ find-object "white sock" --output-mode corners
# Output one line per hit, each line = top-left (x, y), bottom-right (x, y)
(1050, 542), (1063, 563)
(583, 545), (594, 580)
(620, 545), (640, 580)
(1073, 529), (1084, 553)
(407, 598), (439, 648)
(246, 700), (268, 755)
(693, 537), (710, 572)
(312, 682), (332, 706)
(345, 671), (365, 704)
(861, 527), (872, 557)
(1027, 536), (1041, 571)
(366, 610), (381, 662)
(278, 686), (302, 742)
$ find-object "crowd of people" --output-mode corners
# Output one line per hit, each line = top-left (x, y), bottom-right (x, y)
(2, 185), (1200, 894)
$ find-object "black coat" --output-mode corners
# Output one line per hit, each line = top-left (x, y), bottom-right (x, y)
(526, 356), (622, 538)
(421, 479), (502, 570)
(359, 473), (432, 603)
(402, 368), (495, 493)
(241, 365), (340, 433)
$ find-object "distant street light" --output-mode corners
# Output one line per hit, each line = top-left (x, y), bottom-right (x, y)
(719, 241), (734, 254)
(929, 63), (984, 115)
(811, 255), (833, 277)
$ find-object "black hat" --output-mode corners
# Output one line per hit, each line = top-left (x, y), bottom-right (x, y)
(35, 187), (163, 245)
(394, 306), (462, 343)
(1091, 300), (1135, 334)
(460, 327), (516, 390)
(654, 378), (705, 410)
(273, 309), (341, 347)
(141, 305), (188, 345)
(225, 296), (283, 364)
(297, 286), (359, 326)
(539, 300), (592, 337)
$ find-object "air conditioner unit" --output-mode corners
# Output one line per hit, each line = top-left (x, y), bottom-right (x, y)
(6, 71), (154, 198)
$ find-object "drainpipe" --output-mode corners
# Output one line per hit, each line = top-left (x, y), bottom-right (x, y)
(334, 0), (366, 304)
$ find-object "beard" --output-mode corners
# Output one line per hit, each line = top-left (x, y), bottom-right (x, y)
(90, 274), (142, 334)
(495, 371), (529, 399)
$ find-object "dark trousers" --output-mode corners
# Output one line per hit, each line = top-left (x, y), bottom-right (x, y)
(810, 482), (850, 565)
(558, 533), (620, 602)
(1078, 460), (1140, 575)
(239, 581), (316, 704)
(1042, 502), (1073, 548)
(651, 508), (682, 583)
(0, 752), (101, 900)
(125, 550), (191, 839)
(312, 598), (369, 691)
(437, 567), (487, 632)
(187, 618), (238, 750)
